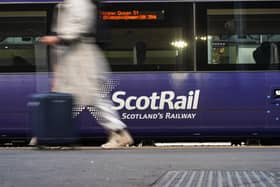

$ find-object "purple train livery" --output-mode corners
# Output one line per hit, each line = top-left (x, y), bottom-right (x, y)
(0, 0), (280, 145)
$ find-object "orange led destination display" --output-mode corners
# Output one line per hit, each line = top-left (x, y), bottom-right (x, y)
(101, 10), (164, 21)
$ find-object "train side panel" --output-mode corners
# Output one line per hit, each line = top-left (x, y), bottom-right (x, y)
(2, 72), (276, 140)
(79, 72), (279, 139)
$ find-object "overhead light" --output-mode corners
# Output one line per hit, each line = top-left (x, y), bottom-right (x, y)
(195, 36), (207, 41)
(200, 36), (207, 41)
(171, 40), (188, 49)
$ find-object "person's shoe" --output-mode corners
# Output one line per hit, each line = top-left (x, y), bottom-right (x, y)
(118, 129), (133, 146)
(101, 131), (121, 149)
(29, 137), (38, 146)
(101, 129), (133, 149)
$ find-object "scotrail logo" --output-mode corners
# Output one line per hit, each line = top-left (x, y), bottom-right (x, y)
(112, 90), (200, 111)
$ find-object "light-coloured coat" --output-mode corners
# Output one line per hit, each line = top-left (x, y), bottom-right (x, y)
(53, 0), (109, 105)
(52, 0), (126, 130)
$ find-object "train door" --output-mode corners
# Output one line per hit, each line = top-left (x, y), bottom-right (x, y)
(0, 4), (52, 140)
(266, 85), (280, 137)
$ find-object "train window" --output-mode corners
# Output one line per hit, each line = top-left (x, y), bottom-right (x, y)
(0, 11), (47, 72)
(101, 3), (194, 72)
(196, 2), (280, 71)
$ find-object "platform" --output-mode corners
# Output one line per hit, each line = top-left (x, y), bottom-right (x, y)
(0, 146), (280, 187)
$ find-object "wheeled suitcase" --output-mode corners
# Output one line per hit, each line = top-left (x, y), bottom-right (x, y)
(28, 93), (78, 146)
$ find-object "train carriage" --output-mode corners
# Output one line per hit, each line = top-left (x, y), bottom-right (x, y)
(1, 0), (280, 145)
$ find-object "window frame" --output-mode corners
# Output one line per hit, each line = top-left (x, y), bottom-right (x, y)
(196, 1), (280, 71)
(0, 4), (55, 73)
(101, 2), (194, 72)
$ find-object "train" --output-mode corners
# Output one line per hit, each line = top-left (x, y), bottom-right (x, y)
(0, 0), (280, 145)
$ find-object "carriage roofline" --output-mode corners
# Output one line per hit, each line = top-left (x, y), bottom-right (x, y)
(102, 0), (280, 3)
(0, 0), (62, 4)
(0, 0), (279, 4)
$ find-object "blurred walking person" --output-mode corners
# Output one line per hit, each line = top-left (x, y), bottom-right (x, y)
(36, 0), (133, 148)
